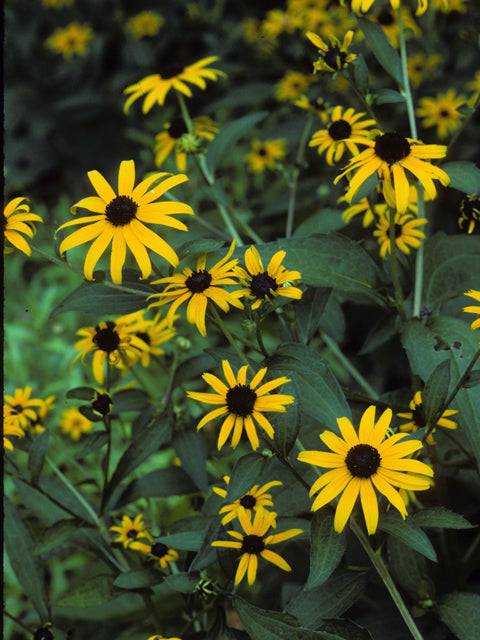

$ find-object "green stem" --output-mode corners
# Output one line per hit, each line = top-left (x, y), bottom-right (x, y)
(210, 307), (249, 366)
(4, 610), (33, 634)
(46, 456), (100, 525)
(255, 318), (270, 358)
(176, 91), (194, 133)
(100, 363), (112, 515)
(388, 209), (407, 322)
(286, 113), (314, 238)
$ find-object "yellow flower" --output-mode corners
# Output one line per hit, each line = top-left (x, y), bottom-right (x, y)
(147, 636), (182, 640)
(110, 514), (153, 548)
(373, 210), (427, 258)
(41, 0), (74, 8)
(3, 406), (25, 451)
(407, 53), (441, 89)
(340, 184), (420, 228)
(309, 106), (376, 165)
(464, 289), (480, 330)
(417, 90), (466, 140)
(398, 391), (458, 444)
(130, 541), (179, 570)
(275, 71), (311, 102)
(373, 7), (420, 47)
(214, 475), (283, 525)
(148, 241), (244, 337)
(306, 30), (357, 73)
(28, 395), (56, 435)
(349, 0), (429, 17)
(294, 95), (330, 122)
(127, 11), (164, 39)
(119, 310), (176, 367)
(335, 132), (449, 214)
(75, 319), (149, 384)
(261, 10), (293, 40)
(465, 70), (480, 100)
(4, 387), (44, 431)
(458, 195), (480, 235)
(56, 161), (193, 284)
(431, 0), (468, 12)
(45, 22), (93, 59)
(298, 405), (433, 534)
(3, 197), (43, 256)
(155, 116), (218, 172)
(246, 139), (287, 173)
(187, 359), (294, 451)
(212, 509), (302, 586)
(123, 57), (225, 113)
(235, 246), (302, 310)
(59, 407), (93, 441)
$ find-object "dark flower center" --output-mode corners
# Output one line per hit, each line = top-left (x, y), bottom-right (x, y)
(394, 223), (404, 238)
(150, 542), (168, 558)
(226, 385), (257, 417)
(377, 9), (395, 26)
(168, 117), (188, 139)
(461, 196), (480, 219)
(158, 63), (184, 79)
(11, 404), (24, 414)
(105, 195), (138, 226)
(323, 46), (347, 70)
(242, 534), (265, 554)
(258, 147), (267, 157)
(33, 629), (54, 640)
(374, 132), (411, 165)
(127, 529), (139, 539)
(93, 321), (120, 353)
(439, 109), (450, 118)
(328, 119), (352, 141)
(92, 393), (112, 415)
(239, 494), (257, 509)
(412, 404), (427, 428)
(345, 444), (381, 478)
(185, 269), (212, 293)
(250, 272), (278, 299)
(136, 331), (151, 345)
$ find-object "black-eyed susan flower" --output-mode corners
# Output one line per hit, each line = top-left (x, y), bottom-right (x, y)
(340, 184), (421, 228)
(148, 636), (181, 640)
(306, 31), (357, 74)
(373, 6), (420, 47)
(56, 161), (193, 284)
(349, 0), (428, 17)
(431, 0), (467, 12)
(75, 319), (149, 384)
(261, 9), (293, 40)
(397, 391), (458, 444)
(120, 310), (176, 367)
(130, 540), (179, 570)
(28, 395), (56, 435)
(155, 116), (218, 172)
(110, 514), (153, 548)
(417, 90), (466, 140)
(127, 11), (164, 39)
(3, 197), (43, 256)
(59, 408), (93, 441)
(465, 70), (480, 102)
(336, 132), (449, 214)
(309, 107), (376, 165)
(45, 22), (93, 59)
(214, 475), (282, 525)
(4, 387), (44, 431)
(464, 290), (480, 330)
(3, 407), (25, 451)
(211, 509), (302, 586)
(148, 241), (244, 337)
(458, 195), (480, 234)
(407, 53), (441, 89)
(294, 95), (330, 123)
(90, 391), (113, 417)
(275, 71), (311, 102)
(246, 139), (287, 174)
(373, 210), (427, 258)
(123, 57), (225, 114)
(298, 405), (433, 534)
(187, 361), (294, 450)
(235, 246), (302, 310)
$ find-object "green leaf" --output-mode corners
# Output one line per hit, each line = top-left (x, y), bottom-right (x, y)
(320, 620), (373, 640)
(173, 430), (209, 492)
(173, 352), (216, 386)
(267, 343), (351, 427)
(379, 512), (437, 561)
(357, 18), (403, 84)
(296, 288), (332, 345)
(29, 430), (49, 485)
(34, 519), (80, 555)
(442, 161), (480, 194)
(437, 592), (480, 640)
(163, 572), (198, 593)
(358, 313), (397, 355)
(411, 508), (474, 530)
(4, 497), (50, 622)
(76, 431), (109, 459)
(307, 514), (347, 589)
(463, 369), (480, 388)
(115, 467), (196, 508)
(56, 574), (114, 608)
(423, 359), (451, 426)
(177, 237), (225, 263)
(112, 389), (150, 413)
(206, 111), (268, 175)
(66, 386), (96, 401)
(226, 453), (269, 502)
(293, 209), (344, 237)
(189, 520), (221, 572)
(349, 172), (380, 205)
(352, 55), (369, 94)
(154, 531), (204, 551)
(374, 89), (405, 105)
(387, 536), (433, 601)
(113, 569), (162, 590)
(234, 596), (343, 640)
(273, 378), (301, 457)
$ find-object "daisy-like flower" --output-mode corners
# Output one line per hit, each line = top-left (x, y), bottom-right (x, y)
(408, 53), (441, 89)
(119, 310), (176, 367)
(465, 71), (480, 102)
(45, 22), (93, 59)
(458, 195), (480, 234)
(187, 360), (294, 450)
(341, 184), (422, 228)
(123, 57), (225, 114)
(306, 31), (357, 74)
(148, 636), (181, 640)
(56, 160), (193, 284)
(3, 197), (43, 256)
(110, 514), (153, 548)
(155, 116), (218, 172)
(431, 0), (468, 12)
(148, 241), (244, 337)
(275, 71), (311, 102)
(4, 387), (44, 431)
(298, 405), (433, 534)
(464, 290), (480, 330)
(214, 476), (282, 525)
(212, 509), (302, 586)
(28, 395), (56, 435)
(309, 106), (376, 166)
(294, 95), (330, 123)
(417, 90), (466, 140)
(235, 246), (302, 310)
(246, 139), (287, 174)
(127, 11), (164, 39)
(335, 132), (449, 214)
(59, 408), (93, 441)
(397, 391), (458, 444)
(130, 540), (179, 570)
(373, 210), (427, 258)
(373, 7), (420, 47)
(261, 9), (294, 40)
(3, 406), (25, 451)
(349, 1), (429, 17)
(75, 319), (149, 384)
